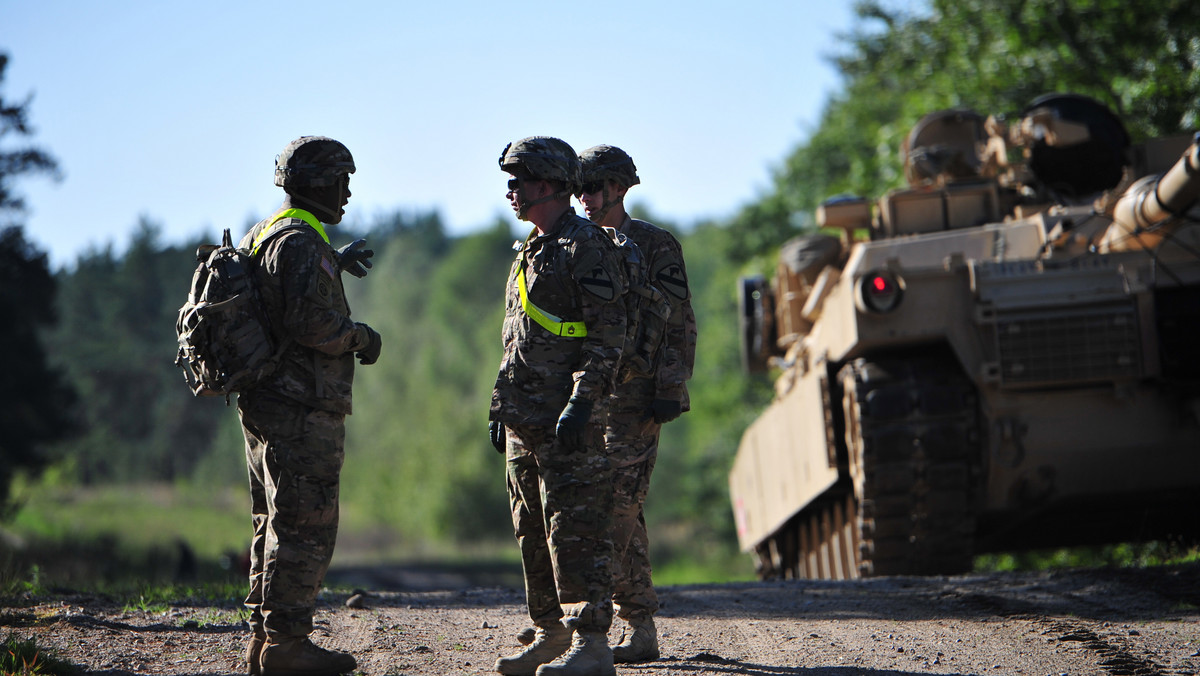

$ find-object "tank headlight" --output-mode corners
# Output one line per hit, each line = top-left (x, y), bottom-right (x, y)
(857, 270), (904, 314)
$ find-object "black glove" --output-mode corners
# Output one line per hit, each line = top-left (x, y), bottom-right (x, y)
(355, 324), (382, 365)
(650, 398), (682, 424)
(555, 397), (594, 451)
(489, 421), (506, 453)
(337, 239), (374, 278)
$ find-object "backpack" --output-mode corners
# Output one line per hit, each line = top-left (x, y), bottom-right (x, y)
(604, 226), (672, 381)
(174, 227), (295, 402)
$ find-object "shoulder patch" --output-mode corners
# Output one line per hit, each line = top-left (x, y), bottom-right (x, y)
(652, 257), (690, 301)
(312, 255), (336, 302)
(315, 277), (332, 301)
(579, 265), (617, 301)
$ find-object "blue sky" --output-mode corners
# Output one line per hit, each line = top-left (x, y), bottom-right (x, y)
(2, 1), (860, 268)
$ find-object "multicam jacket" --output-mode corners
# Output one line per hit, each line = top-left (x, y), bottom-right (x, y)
(490, 208), (628, 426)
(239, 211), (369, 414)
(616, 215), (697, 409)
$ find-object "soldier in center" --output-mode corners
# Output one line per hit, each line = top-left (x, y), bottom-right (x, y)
(488, 136), (629, 676)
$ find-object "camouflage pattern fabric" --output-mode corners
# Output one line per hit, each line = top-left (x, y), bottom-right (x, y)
(606, 377), (660, 622)
(490, 208), (629, 634)
(239, 217), (372, 414)
(606, 215), (698, 622)
(499, 136), (582, 191)
(489, 209), (628, 425)
(578, 144), (640, 189)
(505, 421), (615, 632)
(274, 136), (355, 189)
(615, 216), (697, 406)
(236, 213), (374, 641)
(238, 393), (345, 640)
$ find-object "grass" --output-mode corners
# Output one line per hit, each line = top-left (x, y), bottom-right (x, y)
(0, 564), (43, 599)
(7, 480), (249, 563)
(191, 605), (250, 628)
(2, 479), (259, 596)
(122, 595), (171, 614)
(975, 540), (1200, 573)
(652, 543), (757, 585)
(3, 479), (1197, 596)
(0, 633), (76, 676)
(2, 479), (754, 592)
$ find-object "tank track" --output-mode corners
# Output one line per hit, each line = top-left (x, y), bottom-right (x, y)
(754, 352), (980, 580)
(841, 353), (980, 577)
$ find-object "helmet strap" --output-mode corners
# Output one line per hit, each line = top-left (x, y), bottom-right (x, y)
(591, 185), (624, 227)
(515, 183), (570, 220)
(287, 178), (345, 223)
(289, 191), (339, 222)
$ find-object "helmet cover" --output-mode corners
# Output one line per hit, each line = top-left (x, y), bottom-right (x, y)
(579, 144), (640, 188)
(275, 136), (356, 189)
(498, 136), (581, 192)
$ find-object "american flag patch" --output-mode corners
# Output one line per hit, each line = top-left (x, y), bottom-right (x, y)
(320, 256), (337, 279)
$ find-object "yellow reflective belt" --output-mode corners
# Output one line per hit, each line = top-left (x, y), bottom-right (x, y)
(517, 265), (587, 338)
(251, 208), (330, 255)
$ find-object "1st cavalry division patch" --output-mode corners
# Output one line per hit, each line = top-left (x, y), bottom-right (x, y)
(579, 265), (616, 301)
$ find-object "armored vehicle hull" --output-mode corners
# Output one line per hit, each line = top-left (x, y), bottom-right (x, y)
(731, 95), (1200, 579)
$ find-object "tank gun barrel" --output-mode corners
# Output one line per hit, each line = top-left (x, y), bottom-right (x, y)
(1101, 135), (1200, 253)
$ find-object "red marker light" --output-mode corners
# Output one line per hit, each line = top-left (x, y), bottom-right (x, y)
(858, 270), (904, 313)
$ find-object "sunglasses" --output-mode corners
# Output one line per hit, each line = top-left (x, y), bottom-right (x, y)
(508, 177), (546, 191)
(577, 182), (605, 195)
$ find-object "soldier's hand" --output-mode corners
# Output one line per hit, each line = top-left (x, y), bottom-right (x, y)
(555, 397), (594, 451)
(337, 239), (374, 278)
(650, 398), (682, 424)
(355, 323), (382, 365)
(489, 421), (506, 454)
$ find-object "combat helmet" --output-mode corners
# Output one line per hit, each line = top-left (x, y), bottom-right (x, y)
(274, 136), (356, 189)
(499, 136), (581, 195)
(579, 145), (640, 189)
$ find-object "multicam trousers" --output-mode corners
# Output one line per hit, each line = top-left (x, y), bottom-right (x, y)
(606, 386), (661, 622)
(238, 392), (345, 641)
(505, 421), (615, 634)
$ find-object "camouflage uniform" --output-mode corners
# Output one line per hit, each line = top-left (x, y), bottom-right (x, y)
(607, 214), (697, 625)
(490, 208), (628, 634)
(237, 214), (374, 642)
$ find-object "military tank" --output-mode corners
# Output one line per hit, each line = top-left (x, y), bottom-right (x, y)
(730, 93), (1200, 579)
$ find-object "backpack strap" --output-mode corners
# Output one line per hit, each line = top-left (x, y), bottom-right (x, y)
(250, 208), (329, 256)
(239, 211), (324, 380)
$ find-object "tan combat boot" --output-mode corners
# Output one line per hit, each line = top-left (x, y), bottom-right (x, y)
(534, 631), (615, 676)
(259, 637), (356, 676)
(495, 624), (572, 676)
(611, 616), (659, 663)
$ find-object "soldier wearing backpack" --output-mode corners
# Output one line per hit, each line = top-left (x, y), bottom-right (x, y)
(237, 136), (381, 676)
(576, 145), (697, 664)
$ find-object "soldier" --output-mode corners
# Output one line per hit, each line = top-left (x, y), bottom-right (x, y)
(238, 136), (382, 676)
(488, 136), (628, 676)
(577, 145), (697, 663)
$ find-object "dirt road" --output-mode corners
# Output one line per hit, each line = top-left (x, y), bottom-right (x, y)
(5, 563), (1199, 675)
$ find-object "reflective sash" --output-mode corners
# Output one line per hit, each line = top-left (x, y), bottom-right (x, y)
(251, 208), (329, 255)
(517, 265), (587, 338)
